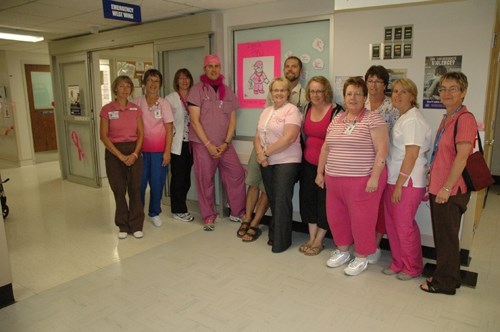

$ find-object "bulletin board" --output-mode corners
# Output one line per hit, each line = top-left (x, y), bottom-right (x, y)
(233, 19), (330, 138)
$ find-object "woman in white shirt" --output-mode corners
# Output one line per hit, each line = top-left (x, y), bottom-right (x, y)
(165, 68), (195, 222)
(383, 78), (431, 280)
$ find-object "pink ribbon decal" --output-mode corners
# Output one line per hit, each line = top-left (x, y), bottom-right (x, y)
(71, 131), (85, 160)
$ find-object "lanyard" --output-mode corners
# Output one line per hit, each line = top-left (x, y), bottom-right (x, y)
(429, 105), (463, 166)
(179, 93), (189, 113)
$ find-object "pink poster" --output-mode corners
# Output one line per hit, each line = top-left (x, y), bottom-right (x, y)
(237, 40), (281, 108)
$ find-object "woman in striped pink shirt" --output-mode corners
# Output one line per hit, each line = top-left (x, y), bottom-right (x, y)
(316, 76), (388, 276)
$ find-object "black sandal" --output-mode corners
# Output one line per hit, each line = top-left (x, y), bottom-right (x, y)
(236, 222), (251, 238)
(242, 226), (262, 242)
(420, 280), (456, 295)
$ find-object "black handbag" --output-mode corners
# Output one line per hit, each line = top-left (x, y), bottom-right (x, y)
(454, 112), (494, 191)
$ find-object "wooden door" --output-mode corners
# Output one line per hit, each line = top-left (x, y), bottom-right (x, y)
(24, 64), (57, 152)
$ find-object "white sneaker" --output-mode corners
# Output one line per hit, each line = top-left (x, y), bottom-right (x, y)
(118, 232), (128, 239)
(326, 249), (351, 268)
(149, 216), (163, 227)
(344, 257), (369, 276)
(173, 212), (194, 222)
(229, 215), (244, 223)
(133, 231), (144, 239)
(367, 248), (381, 264)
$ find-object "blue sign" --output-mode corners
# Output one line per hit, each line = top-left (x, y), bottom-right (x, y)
(102, 0), (141, 23)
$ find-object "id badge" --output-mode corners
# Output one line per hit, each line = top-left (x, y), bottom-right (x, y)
(109, 111), (119, 120)
(154, 109), (162, 119)
(343, 122), (356, 135)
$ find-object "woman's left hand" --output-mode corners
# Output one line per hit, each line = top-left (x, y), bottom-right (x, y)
(391, 185), (403, 203)
(365, 176), (378, 192)
(162, 152), (171, 167)
(124, 154), (136, 166)
(435, 187), (451, 204)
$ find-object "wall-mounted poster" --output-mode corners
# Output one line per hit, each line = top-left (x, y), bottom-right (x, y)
(423, 55), (462, 109)
(68, 85), (81, 116)
(237, 39), (281, 108)
(387, 68), (407, 96)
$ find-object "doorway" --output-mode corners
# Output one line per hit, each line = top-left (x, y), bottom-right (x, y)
(24, 64), (57, 153)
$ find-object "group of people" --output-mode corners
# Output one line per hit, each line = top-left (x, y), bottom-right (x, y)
(99, 53), (478, 296)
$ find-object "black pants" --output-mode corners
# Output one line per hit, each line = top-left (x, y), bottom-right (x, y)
(429, 190), (470, 291)
(261, 162), (300, 253)
(299, 160), (328, 230)
(170, 142), (193, 214)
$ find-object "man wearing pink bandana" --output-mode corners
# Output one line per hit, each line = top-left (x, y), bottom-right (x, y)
(187, 54), (246, 231)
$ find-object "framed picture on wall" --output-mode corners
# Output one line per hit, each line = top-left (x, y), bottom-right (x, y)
(404, 25), (413, 40)
(393, 44), (402, 58)
(394, 26), (403, 40)
(236, 39), (281, 108)
(403, 43), (413, 58)
(383, 43), (392, 59)
(370, 43), (381, 60)
(384, 27), (393, 41)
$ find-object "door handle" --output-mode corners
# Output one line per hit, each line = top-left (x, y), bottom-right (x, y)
(484, 139), (494, 145)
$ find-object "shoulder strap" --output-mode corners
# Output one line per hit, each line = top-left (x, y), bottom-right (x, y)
(453, 112), (482, 154)
(331, 103), (344, 120)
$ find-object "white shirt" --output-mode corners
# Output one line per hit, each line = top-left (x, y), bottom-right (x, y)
(387, 107), (432, 187)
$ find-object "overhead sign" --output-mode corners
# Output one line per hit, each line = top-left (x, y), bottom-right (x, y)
(102, 0), (142, 23)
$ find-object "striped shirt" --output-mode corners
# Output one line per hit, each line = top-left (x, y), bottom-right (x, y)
(325, 109), (386, 177)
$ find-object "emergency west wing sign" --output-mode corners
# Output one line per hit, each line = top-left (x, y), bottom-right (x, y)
(103, 0), (142, 23)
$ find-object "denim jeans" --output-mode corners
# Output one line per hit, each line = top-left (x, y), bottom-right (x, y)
(140, 152), (168, 217)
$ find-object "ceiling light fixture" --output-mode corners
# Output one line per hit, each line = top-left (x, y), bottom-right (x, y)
(0, 32), (44, 43)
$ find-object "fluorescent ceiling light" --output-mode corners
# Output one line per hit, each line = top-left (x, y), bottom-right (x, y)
(0, 32), (44, 42)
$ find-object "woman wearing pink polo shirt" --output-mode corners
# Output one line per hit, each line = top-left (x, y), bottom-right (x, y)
(420, 72), (477, 295)
(255, 77), (302, 253)
(100, 75), (144, 239)
(133, 69), (174, 228)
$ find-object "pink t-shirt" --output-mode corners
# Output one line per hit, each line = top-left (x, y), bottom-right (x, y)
(257, 102), (302, 165)
(99, 101), (142, 143)
(429, 107), (477, 195)
(325, 109), (386, 177)
(303, 105), (334, 166)
(133, 96), (174, 152)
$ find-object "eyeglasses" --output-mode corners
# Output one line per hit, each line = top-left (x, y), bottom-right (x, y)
(438, 86), (461, 94)
(345, 92), (364, 98)
(309, 90), (325, 95)
(366, 80), (384, 85)
(272, 89), (287, 93)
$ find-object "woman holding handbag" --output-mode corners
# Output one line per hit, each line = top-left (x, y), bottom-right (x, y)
(420, 72), (477, 295)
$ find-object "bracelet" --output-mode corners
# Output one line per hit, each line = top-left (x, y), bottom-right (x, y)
(442, 186), (451, 192)
(399, 171), (409, 177)
(224, 140), (231, 145)
(263, 149), (269, 158)
(204, 140), (211, 147)
(131, 152), (138, 159)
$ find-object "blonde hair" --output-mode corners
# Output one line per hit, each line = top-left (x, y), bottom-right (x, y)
(392, 78), (419, 108)
(269, 77), (292, 96)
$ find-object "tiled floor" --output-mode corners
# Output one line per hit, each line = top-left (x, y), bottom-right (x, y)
(0, 161), (499, 331)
